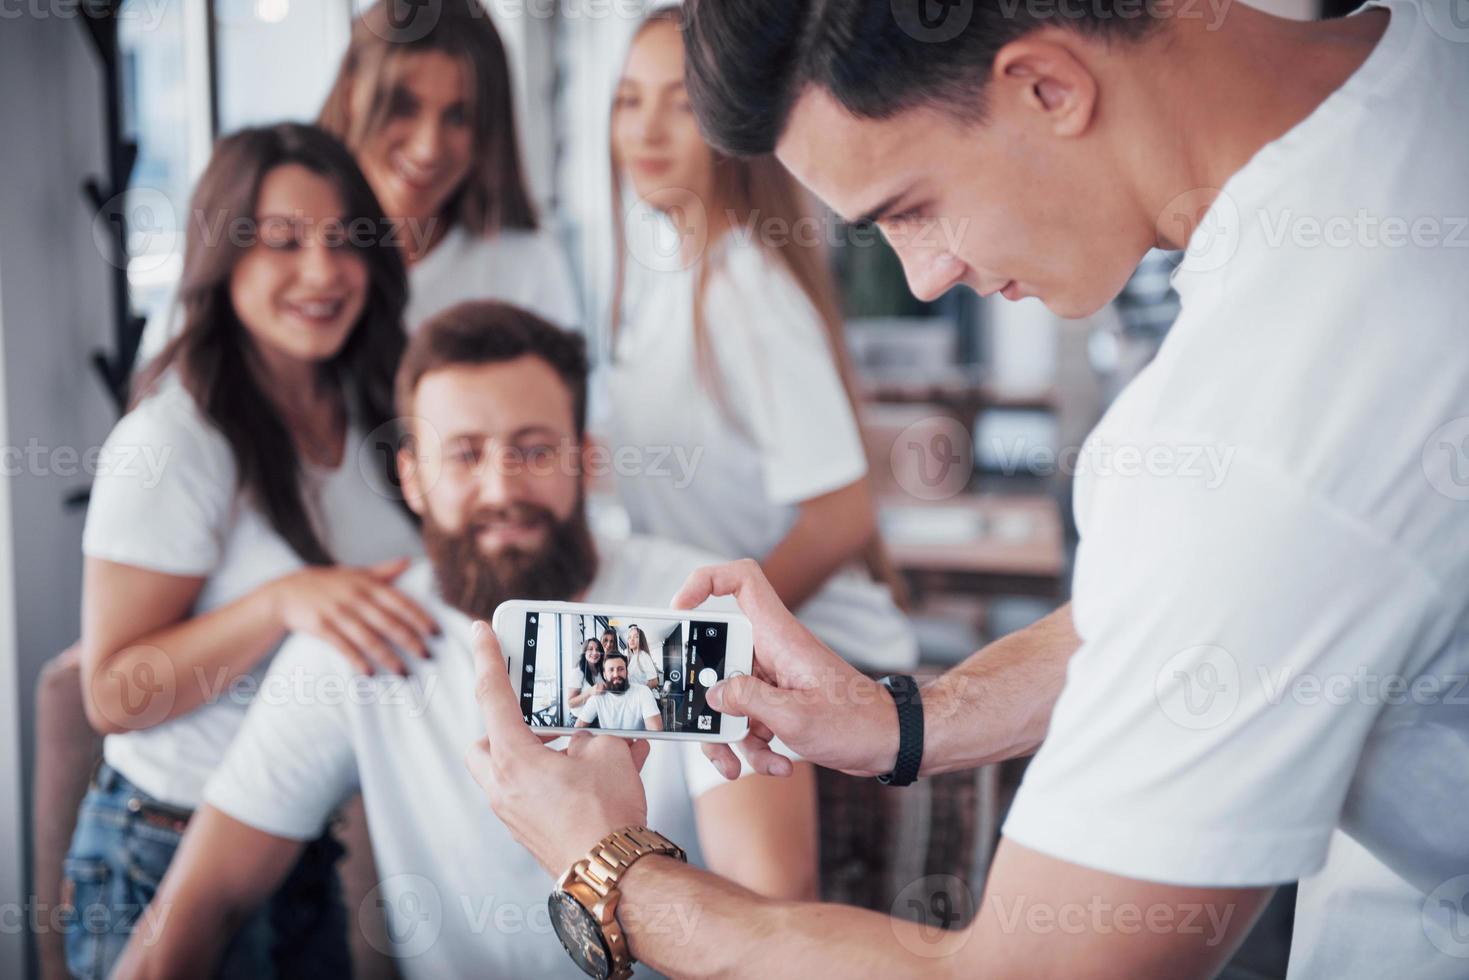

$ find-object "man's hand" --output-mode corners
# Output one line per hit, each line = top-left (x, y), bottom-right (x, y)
(464, 621), (651, 875)
(672, 559), (901, 781)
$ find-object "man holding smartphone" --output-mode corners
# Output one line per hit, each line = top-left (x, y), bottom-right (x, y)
(466, 0), (1468, 978)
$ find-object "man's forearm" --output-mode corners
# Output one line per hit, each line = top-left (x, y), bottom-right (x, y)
(917, 603), (1079, 776)
(619, 856), (967, 979)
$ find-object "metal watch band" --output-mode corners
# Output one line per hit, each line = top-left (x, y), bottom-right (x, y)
(877, 674), (924, 787)
(577, 826), (687, 898)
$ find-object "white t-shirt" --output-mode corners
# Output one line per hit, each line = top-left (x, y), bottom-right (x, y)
(602, 230), (917, 672)
(577, 683), (661, 731)
(626, 648), (662, 688)
(205, 533), (749, 979)
(134, 224), (580, 367)
(1002, 2), (1469, 976)
(403, 224), (580, 333)
(82, 374), (423, 808)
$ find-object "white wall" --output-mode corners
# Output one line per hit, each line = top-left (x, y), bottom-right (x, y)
(0, 12), (117, 978)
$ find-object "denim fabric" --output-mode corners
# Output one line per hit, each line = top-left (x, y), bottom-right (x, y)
(62, 764), (350, 979)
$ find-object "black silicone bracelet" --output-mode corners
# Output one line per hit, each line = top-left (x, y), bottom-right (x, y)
(877, 674), (924, 787)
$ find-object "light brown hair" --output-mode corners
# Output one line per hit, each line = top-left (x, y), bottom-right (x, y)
(318, 0), (537, 237)
(609, 10), (906, 605)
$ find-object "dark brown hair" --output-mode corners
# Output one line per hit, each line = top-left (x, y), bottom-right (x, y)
(133, 123), (409, 566)
(318, 0), (537, 236)
(396, 300), (589, 435)
(685, 0), (1158, 157)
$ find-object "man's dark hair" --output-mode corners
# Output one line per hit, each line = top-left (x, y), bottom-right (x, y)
(396, 300), (589, 434)
(602, 651), (629, 672)
(683, 0), (1157, 156)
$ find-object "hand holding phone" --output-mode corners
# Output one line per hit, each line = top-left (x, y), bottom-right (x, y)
(491, 600), (754, 743)
(670, 560), (901, 780)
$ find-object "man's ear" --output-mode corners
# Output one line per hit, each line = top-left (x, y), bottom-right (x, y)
(992, 37), (1099, 138)
(398, 438), (427, 517)
(578, 433), (602, 498)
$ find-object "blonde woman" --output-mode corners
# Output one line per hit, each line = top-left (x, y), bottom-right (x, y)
(606, 10), (916, 674)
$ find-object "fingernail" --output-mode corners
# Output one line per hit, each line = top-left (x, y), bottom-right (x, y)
(706, 682), (724, 708)
(472, 620), (488, 638)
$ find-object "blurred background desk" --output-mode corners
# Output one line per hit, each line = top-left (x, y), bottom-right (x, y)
(881, 494), (1065, 601)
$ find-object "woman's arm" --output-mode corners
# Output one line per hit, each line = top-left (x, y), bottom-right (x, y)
(760, 477), (877, 611)
(81, 556), (435, 735)
(568, 683), (603, 710)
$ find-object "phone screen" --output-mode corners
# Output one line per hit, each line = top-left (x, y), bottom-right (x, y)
(515, 610), (731, 735)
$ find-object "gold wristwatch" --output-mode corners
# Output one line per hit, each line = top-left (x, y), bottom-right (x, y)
(548, 826), (687, 979)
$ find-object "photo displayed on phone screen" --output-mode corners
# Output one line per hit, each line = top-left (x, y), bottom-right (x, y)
(515, 612), (729, 734)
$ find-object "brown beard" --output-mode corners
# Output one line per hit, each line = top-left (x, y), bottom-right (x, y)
(421, 499), (599, 620)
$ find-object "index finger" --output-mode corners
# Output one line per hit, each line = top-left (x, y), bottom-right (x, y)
(471, 620), (545, 753)
(669, 559), (784, 620)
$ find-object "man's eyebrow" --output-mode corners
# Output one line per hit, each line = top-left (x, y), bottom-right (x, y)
(508, 424), (563, 442)
(852, 190), (908, 227)
(440, 424), (565, 444)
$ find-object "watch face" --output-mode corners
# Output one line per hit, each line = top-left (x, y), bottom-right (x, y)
(549, 890), (612, 979)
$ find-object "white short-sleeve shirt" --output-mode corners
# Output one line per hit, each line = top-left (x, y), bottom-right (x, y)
(602, 231), (916, 672)
(204, 534), (750, 979)
(626, 648), (662, 688)
(1002, 2), (1469, 975)
(577, 684), (661, 730)
(135, 224), (581, 367)
(403, 224), (581, 333)
(83, 374), (423, 808)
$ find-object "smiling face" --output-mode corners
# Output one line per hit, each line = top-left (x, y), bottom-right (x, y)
(612, 18), (717, 214)
(601, 655), (630, 692)
(402, 355), (583, 551)
(397, 351), (599, 617)
(353, 51), (475, 230)
(773, 36), (1153, 319)
(228, 163), (369, 367)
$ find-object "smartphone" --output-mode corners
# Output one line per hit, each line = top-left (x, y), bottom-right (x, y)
(491, 600), (753, 743)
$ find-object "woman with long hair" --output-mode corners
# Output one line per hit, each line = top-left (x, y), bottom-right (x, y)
(598, 7), (917, 902)
(137, 0), (578, 363)
(624, 623), (662, 690)
(66, 123), (433, 978)
(567, 636), (607, 713)
(606, 9), (914, 667)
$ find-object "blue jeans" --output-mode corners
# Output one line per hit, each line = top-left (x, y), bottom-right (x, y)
(61, 763), (351, 980)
